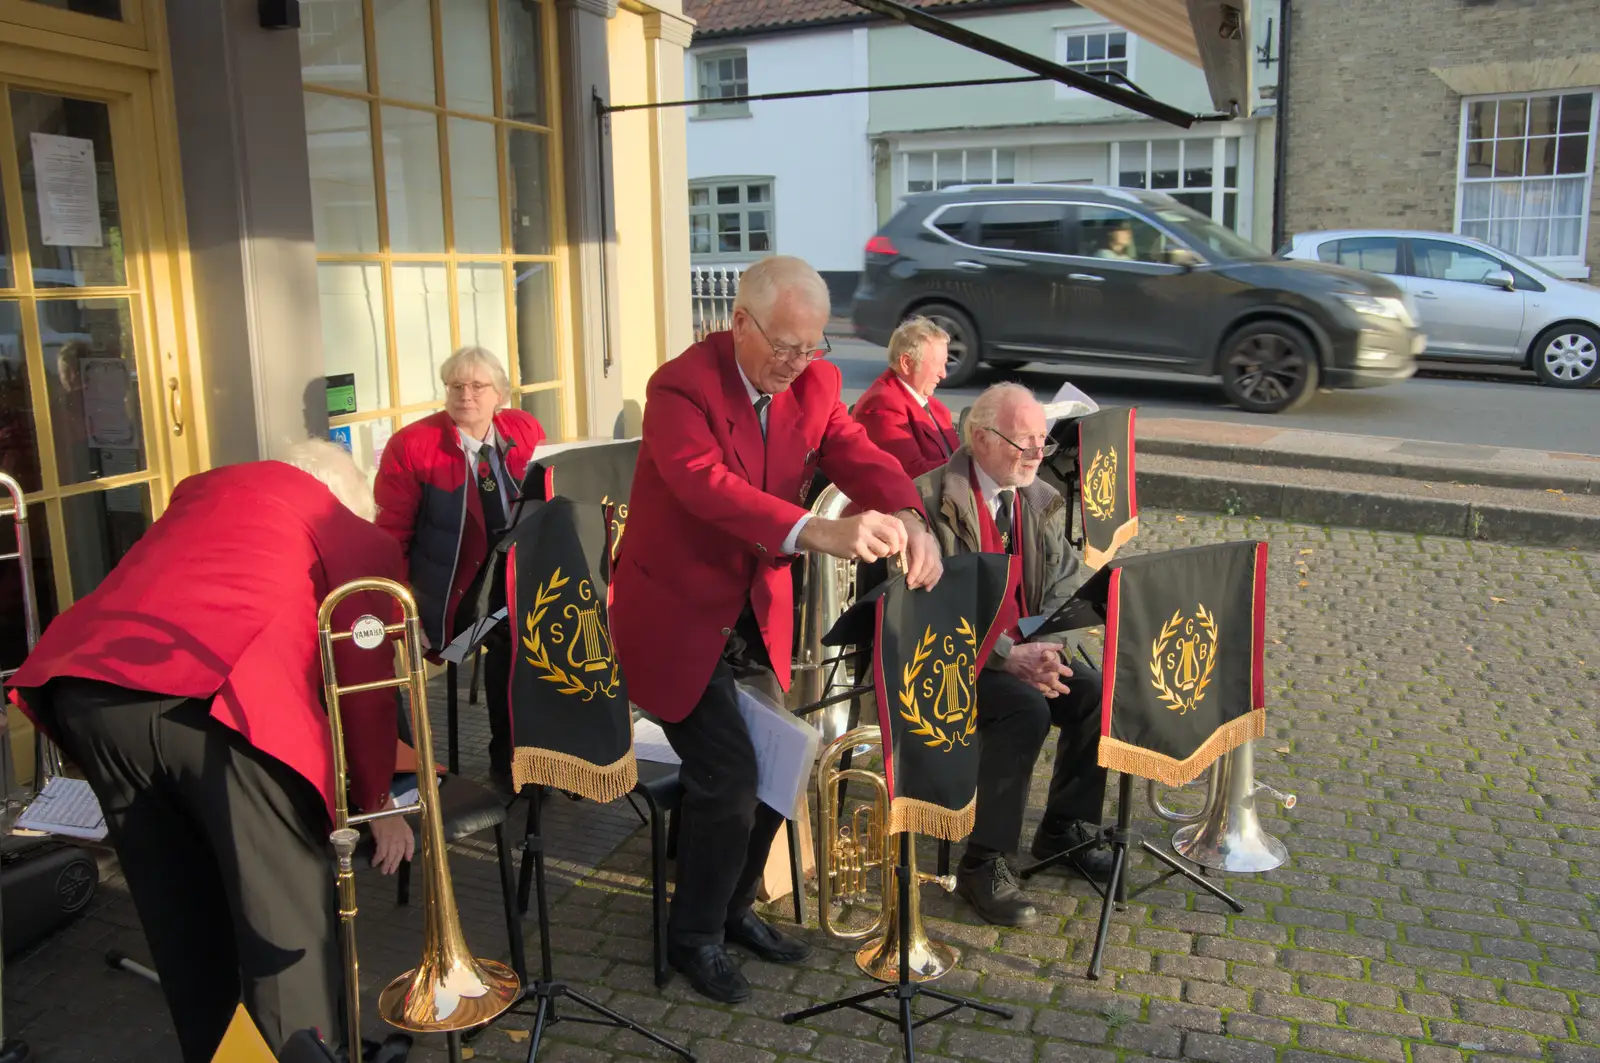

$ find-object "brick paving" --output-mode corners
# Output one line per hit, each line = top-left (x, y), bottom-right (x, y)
(5, 508), (1599, 1063)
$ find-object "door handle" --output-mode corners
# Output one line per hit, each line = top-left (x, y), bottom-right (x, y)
(1414, 291), (1439, 299)
(1067, 273), (1104, 282)
(953, 260), (987, 272)
(167, 377), (184, 437)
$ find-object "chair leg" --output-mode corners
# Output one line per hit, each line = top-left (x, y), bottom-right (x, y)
(642, 790), (671, 988)
(516, 790), (537, 916)
(938, 839), (951, 878)
(493, 824), (528, 983)
(469, 647), (483, 706)
(787, 818), (806, 925)
(446, 661), (460, 776)
(397, 857), (412, 907)
(665, 809), (680, 861)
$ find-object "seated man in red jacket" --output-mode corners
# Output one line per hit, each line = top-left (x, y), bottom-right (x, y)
(610, 254), (942, 1004)
(851, 315), (960, 478)
(6, 440), (415, 1063)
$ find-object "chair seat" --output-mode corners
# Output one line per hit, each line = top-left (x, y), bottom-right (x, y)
(634, 760), (682, 808)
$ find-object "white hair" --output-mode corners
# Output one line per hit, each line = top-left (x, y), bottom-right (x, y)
(439, 345), (511, 408)
(276, 438), (376, 522)
(963, 382), (1038, 446)
(887, 316), (950, 369)
(733, 255), (831, 321)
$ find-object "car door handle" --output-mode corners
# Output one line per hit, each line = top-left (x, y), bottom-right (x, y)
(954, 260), (987, 272)
(1414, 290), (1439, 299)
(1067, 273), (1104, 282)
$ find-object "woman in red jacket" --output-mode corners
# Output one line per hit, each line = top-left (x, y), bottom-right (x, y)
(374, 346), (545, 789)
(6, 440), (416, 1063)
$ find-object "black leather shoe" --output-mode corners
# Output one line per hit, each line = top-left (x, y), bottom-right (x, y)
(667, 942), (751, 1003)
(1031, 820), (1115, 883)
(955, 856), (1037, 927)
(725, 909), (810, 964)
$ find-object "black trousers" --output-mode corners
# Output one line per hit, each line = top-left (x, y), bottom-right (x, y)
(656, 608), (785, 947)
(36, 678), (341, 1063)
(966, 662), (1108, 858)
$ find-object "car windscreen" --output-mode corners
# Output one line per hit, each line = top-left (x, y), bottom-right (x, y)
(1149, 204), (1269, 262)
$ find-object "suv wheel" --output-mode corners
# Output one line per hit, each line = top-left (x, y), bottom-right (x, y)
(912, 304), (982, 388)
(1531, 324), (1600, 388)
(1219, 321), (1320, 414)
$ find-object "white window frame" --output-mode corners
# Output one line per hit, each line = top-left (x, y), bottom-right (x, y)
(689, 176), (775, 263)
(693, 48), (750, 120)
(1110, 137), (1244, 234)
(1053, 23), (1135, 101)
(1453, 88), (1598, 280)
(900, 148), (1018, 196)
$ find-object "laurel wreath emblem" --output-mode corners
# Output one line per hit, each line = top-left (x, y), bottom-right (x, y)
(898, 618), (979, 751)
(1083, 447), (1118, 521)
(522, 567), (620, 701)
(1148, 604), (1218, 715)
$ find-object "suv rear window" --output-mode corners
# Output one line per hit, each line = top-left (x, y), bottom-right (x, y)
(973, 203), (1068, 254)
(927, 204), (973, 241)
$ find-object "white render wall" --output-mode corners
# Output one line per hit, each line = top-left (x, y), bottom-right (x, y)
(684, 27), (876, 274)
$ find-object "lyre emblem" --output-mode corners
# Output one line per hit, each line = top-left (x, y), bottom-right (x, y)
(1149, 604), (1219, 715)
(522, 567), (621, 700)
(930, 654), (972, 724)
(898, 619), (980, 751)
(1083, 447), (1118, 521)
(563, 580), (614, 673)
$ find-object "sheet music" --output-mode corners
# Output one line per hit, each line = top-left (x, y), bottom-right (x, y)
(439, 607), (508, 663)
(736, 684), (821, 818)
(14, 775), (107, 841)
(632, 717), (681, 765)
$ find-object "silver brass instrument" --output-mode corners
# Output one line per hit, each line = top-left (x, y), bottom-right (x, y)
(1148, 739), (1296, 873)
(317, 578), (520, 1054)
(788, 484), (860, 746)
(815, 726), (958, 982)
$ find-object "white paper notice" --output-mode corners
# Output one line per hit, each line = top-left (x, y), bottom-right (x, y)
(631, 717), (681, 766)
(736, 683), (821, 818)
(31, 133), (103, 248)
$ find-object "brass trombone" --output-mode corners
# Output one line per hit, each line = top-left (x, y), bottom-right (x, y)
(814, 726), (957, 982)
(317, 578), (520, 1055)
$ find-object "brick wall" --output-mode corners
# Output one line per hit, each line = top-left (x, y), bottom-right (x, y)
(1282, 0), (1600, 276)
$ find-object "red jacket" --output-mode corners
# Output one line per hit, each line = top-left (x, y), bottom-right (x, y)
(853, 369), (960, 479)
(374, 408), (545, 650)
(610, 332), (924, 723)
(5, 461), (404, 822)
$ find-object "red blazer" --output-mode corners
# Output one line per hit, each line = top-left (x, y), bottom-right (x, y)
(853, 369), (960, 479)
(610, 332), (925, 723)
(5, 462), (405, 823)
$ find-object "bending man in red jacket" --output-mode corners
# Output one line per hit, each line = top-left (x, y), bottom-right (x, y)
(609, 255), (942, 1004)
(851, 315), (960, 479)
(5, 441), (415, 1063)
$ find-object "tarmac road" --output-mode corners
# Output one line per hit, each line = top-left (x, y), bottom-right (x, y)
(828, 336), (1600, 456)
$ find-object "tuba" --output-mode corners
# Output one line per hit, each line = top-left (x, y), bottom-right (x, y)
(788, 483), (861, 747)
(1148, 739), (1296, 873)
(814, 726), (957, 982)
(317, 578), (521, 1056)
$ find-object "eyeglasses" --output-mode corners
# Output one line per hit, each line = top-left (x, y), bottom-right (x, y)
(748, 313), (832, 365)
(983, 426), (1058, 459)
(446, 381), (497, 396)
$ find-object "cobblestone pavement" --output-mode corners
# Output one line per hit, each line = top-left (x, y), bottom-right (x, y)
(6, 509), (1599, 1063)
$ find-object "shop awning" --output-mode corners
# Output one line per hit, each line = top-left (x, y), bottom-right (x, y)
(1073, 0), (1254, 117)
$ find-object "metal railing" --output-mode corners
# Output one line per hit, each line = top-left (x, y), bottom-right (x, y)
(691, 265), (744, 340)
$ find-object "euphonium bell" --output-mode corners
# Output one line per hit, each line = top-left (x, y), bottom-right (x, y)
(1147, 739), (1296, 873)
(814, 726), (958, 982)
(317, 578), (521, 1055)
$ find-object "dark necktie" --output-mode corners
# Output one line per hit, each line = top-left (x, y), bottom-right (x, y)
(476, 446), (506, 537)
(753, 394), (771, 440)
(994, 489), (1015, 553)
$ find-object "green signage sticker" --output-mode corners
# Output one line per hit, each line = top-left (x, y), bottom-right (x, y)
(326, 373), (357, 416)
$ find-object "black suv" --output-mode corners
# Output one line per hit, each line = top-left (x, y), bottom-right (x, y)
(851, 185), (1423, 413)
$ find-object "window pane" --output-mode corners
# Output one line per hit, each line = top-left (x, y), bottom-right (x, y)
(1222, 192), (1237, 231)
(506, 128), (551, 255)
(305, 93), (379, 254)
(717, 213), (741, 253)
(1493, 140), (1524, 178)
(1527, 96), (1559, 137)
(1466, 101), (1494, 140)
(1551, 217), (1582, 257)
(1496, 99), (1526, 139)
(906, 153), (932, 192)
(61, 484), (150, 602)
(299, 0), (367, 92)
(746, 183), (769, 203)
(12, 91), (125, 289)
(1460, 182), (1491, 221)
(975, 203), (1066, 254)
(1463, 139), (1493, 178)
(0, 185), (10, 288)
(381, 107), (445, 253)
(1086, 34), (1106, 62)
(513, 262), (558, 387)
(500, 0), (547, 125)
(931, 205), (971, 239)
(1066, 36), (1085, 62)
(1073, 206), (1163, 262)
(935, 153), (961, 189)
(441, 0), (494, 115)
(457, 264), (508, 361)
(1524, 137), (1556, 177)
(1333, 237), (1399, 274)
(1108, 33), (1127, 59)
(1516, 219), (1550, 258)
(716, 186), (739, 205)
(0, 302), (42, 491)
(1150, 141), (1180, 189)
(317, 263), (390, 412)
(374, 0), (436, 105)
(449, 118), (501, 253)
(1553, 175), (1586, 215)
(1558, 93), (1592, 133)
(966, 151), (993, 184)
(519, 389), (562, 440)
(1555, 135), (1589, 175)
(689, 187), (710, 207)
(0, 503), (57, 675)
(393, 263), (452, 406)
(37, 299), (143, 488)
(1412, 240), (1500, 283)
(690, 214), (711, 254)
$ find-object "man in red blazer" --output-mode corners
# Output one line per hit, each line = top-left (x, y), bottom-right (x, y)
(5, 441), (415, 1063)
(852, 315), (960, 479)
(610, 255), (942, 1004)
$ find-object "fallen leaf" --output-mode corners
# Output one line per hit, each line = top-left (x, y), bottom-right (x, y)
(1466, 645), (1475, 653)
(1546, 488), (1565, 495)
(1299, 549), (1314, 555)
(1275, 745), (1290, 754)
(1175, 515), (1187, 522)
(1298, 580), (1309, 588)
(506, 1030), (531, 1043)
(1270, 637), (1283, 645)
(1490, 596), (1506, 603)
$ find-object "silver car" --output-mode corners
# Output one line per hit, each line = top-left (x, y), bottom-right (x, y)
(1280, 229), (1599, 388)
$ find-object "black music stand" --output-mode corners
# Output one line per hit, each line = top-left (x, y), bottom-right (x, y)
(462, 784), (694, 1063)
(782, 830), (1012, 1061)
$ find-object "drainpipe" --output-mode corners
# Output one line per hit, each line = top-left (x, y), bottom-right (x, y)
(1270, 0), (1291, 251)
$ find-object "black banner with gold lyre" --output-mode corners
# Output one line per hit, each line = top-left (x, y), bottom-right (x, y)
(520, 439), (640, 579)
(505, 496), (635, 801)
(828, 552), (1017, 841)
(1075, 541), (1268, 786)
(1076, 407), (1138, 570)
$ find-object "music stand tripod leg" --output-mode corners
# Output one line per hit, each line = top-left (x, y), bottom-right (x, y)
(782, 832), (1013, 1062)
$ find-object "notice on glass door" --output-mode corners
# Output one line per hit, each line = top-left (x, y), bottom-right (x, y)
(31, 133), (104, 248)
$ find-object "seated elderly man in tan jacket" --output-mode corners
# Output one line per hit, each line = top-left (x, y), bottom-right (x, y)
(912, 382), (1111, 928)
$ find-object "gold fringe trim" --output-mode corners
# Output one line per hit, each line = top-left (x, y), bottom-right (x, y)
(1085, 515), (1140, 571)
(512, 746), (638, 804)
(1097, 709), (1265, 787)
(886, 793), (975, 843)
